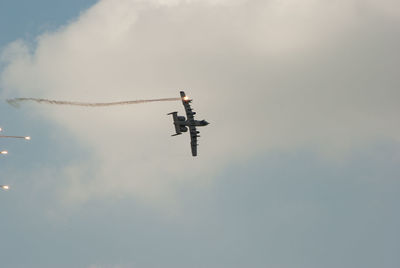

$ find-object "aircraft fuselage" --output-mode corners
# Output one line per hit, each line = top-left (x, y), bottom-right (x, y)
(175, 118), (209, 127)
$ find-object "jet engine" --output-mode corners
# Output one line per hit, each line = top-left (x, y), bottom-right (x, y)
(177, 116), (186, 121)
(180, 126), (188, 132)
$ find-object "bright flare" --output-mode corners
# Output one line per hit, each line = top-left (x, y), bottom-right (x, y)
(25, 136), (31, 140)
(0, 151), (8, 155)
(1, 185), (9, 190)
(183, 96), (190, 101)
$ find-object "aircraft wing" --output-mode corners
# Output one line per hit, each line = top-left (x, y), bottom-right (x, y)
(180, 91), (199, 156)
(189, 125), (198, 157)
(180, 91), (196, 121)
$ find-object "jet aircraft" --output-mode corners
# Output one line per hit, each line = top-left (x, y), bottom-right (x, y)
(168, 91), (209, 156)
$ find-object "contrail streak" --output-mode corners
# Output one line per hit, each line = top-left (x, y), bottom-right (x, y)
(6, 97), (181, 108)
(0, 135), (29, 139)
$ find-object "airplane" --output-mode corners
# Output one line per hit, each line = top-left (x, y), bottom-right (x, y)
(168, 91), (209, 157)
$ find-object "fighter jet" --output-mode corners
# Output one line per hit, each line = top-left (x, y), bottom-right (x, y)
(168, 91), (209, 156)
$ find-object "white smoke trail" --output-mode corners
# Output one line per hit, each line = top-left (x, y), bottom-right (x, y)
(6, 97), (181, 108)
(0, 135), (30, 140)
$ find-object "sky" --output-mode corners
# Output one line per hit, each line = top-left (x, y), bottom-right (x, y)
(0, 0), (399, 267)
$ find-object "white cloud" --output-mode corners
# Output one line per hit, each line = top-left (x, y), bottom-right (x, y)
(1, 0), (399, 205)
(364, 0), (400, 18)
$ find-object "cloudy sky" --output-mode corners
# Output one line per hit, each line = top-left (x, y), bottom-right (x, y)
(0, 0), (399, 267)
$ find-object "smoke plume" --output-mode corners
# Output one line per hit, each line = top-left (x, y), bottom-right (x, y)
(0, 135), (28, 139)
(6, 97), (181, 108)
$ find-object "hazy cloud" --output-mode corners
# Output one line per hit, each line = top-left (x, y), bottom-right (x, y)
(1, 0), (399, 205)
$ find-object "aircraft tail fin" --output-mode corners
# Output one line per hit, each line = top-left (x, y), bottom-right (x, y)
(168, 111), (182, 136)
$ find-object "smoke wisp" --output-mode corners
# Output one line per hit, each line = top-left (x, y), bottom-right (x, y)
(0, 135), (29, 139)
(6, 97), (181, 108)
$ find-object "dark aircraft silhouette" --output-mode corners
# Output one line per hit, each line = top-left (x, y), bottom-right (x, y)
(168, 91), (209, 156)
